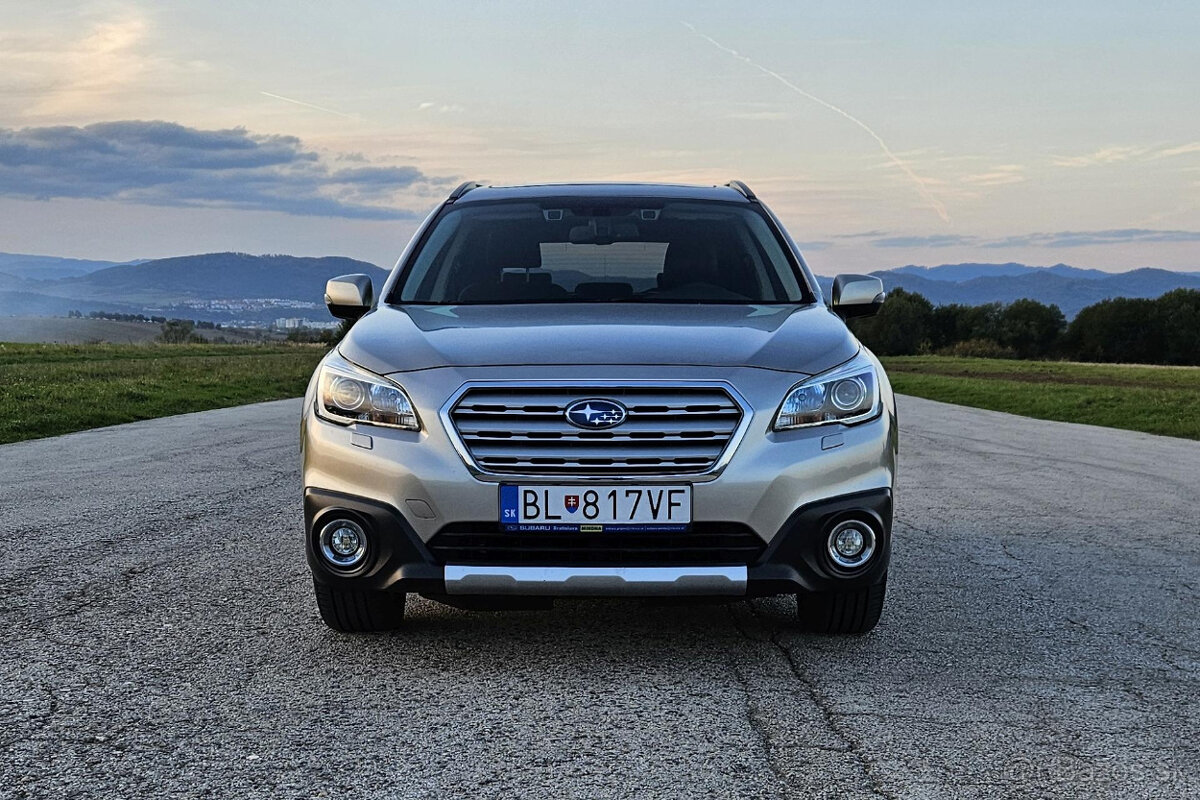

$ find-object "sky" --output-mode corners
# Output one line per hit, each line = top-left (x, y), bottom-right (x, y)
(0, 0), (1198, 274)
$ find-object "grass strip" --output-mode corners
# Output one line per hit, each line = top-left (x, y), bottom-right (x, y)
(882, 356), (1200, 440)
(0, 342), (328, 444)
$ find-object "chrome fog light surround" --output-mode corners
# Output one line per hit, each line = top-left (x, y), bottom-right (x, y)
(319, 518), (368, 569)
(826, 519), (877, 570)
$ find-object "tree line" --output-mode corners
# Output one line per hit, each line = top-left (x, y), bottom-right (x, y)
(70, 310), (222, 329)
(849, 288), (1200, 365)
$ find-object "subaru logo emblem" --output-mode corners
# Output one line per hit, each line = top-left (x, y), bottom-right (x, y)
(565, 398), (627, 429)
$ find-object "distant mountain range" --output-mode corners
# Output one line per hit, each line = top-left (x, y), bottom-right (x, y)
(815, 263), (1200, 318)
(1, 251), (1198, 324)
(0, 252), (143, 281)
(0, 252), (387, 323)
(55, 253), (388, 303)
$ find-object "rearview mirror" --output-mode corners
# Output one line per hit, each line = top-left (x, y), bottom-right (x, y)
(830, 274), (886, 319)
(568, 220), (640, 245)
(325, 274), (373, 320)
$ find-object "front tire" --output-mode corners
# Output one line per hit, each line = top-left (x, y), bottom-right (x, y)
(314, 580), (406, 632)
(797, 574), (886, 635)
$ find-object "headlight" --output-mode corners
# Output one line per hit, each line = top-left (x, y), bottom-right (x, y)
(774, 351), (880, 430)
(315, 352), (419, 431)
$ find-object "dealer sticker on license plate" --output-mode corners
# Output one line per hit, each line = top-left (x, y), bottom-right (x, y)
(499, 485), (692, 532)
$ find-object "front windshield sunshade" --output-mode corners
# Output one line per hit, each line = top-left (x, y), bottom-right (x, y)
(395, 200), (810, 304)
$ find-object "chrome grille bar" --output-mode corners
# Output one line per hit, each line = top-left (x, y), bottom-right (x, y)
(443, 383), (749, 477)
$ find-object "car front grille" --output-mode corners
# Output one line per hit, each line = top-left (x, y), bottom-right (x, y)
(427, 523), (766, 566)
(446, 385), (746, 475)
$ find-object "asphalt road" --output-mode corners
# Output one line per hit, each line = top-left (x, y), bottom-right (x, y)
(2, 396), (1197, 799)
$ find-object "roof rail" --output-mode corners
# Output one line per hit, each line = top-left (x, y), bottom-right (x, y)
(447, 181), (483, 202)
(725, 180), (757, 201)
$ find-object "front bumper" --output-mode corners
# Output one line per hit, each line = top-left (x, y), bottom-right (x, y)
(302, 362), (896, 599)
(305, 487), (892, 598)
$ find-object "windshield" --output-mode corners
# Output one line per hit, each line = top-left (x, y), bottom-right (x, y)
(391, 199), (812, 304)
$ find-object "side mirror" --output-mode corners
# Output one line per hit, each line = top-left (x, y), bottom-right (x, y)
(830, 274), (886, 319)
(325, 274), (373, 320)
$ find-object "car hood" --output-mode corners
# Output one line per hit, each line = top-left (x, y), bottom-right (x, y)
(339, 303), (857, 376)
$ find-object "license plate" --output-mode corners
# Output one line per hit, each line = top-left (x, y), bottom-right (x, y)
(499, 485), (692, 532)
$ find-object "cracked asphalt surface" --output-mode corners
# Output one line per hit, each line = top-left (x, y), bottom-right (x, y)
(2, 395), (1197, 799)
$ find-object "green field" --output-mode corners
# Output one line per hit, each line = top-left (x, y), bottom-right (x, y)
(0, 343), (327, 444)
(2, 344), (1197, 445)
(882, 356), (1200, 440)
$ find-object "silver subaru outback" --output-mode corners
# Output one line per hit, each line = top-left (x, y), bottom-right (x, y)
(302, 181), (896, 634)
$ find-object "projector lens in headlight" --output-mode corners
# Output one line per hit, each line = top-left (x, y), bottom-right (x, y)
(317, 352), (419, 430)
(775, 351), (879, 430)
(330, 376), (368, 411)
(830, 377), (867, 411)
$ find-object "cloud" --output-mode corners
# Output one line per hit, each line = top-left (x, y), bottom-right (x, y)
(834, 230), (890, 239)
(871, 234), (978, 248)
(961, 164), (1026, 186)
(868, 226), (1200, 248)
(0, 15), (204, 120)
(1051, 142), (1200, 168)
(981, 229), (1200, 248)
(869, 228), (1200, 250)
(1150, 142), (1200, 159)
(1051, 146), (1149, 168)
(417, 102), (464, 114)
(0, 120), (445, 219)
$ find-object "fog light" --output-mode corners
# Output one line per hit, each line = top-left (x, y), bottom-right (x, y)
(330, 526), (361, 556)
(319, 518), (367, 568)
(826, 520), (876, 569)
(834, 527), (864, 558)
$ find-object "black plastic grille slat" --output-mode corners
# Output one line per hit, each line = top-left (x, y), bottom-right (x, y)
(427, 523), (766, 566)
(449, 386), (744, 476)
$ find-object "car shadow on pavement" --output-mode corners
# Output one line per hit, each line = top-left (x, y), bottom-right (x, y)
(301, 595), (810, 670)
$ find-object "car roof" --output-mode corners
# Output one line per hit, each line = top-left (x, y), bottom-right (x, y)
(452, 182), (752, 204)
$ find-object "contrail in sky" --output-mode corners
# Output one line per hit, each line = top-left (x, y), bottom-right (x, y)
(260, 91), (358, 119)
(682, 22), (950, 223)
